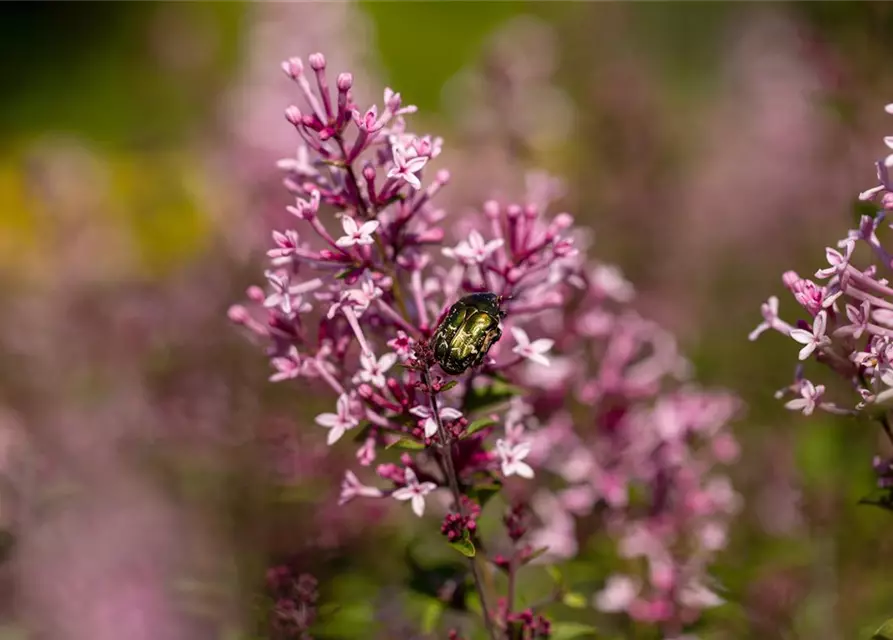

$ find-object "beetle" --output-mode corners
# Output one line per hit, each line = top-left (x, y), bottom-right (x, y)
(431, 292), (506, 375)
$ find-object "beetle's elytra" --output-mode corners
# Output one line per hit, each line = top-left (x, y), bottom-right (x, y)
(432, 293), (505, 375)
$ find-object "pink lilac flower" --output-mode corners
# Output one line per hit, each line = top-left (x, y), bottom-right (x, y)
(442, 230), (505, 265)
(353, 351), (397, 388)
(594, 575), (640, 613)
(391, 468), (437, 517)
(410, 405), (462, 439)
(335, 216), (380, 248)
(495, 439), (534, 478)
(230, 51), (742, 639)
(510, 326), (553, 367)
(387, 143), (427, 189)
(789, 309), (828, 360)
(314, 393), (359, 445)
(338, 470), (383, 506)
(783, 380), (825, 416)
(751, 103), (893, 418)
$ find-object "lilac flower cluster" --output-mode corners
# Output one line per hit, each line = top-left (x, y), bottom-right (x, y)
(750, 103), (893, 501)
(508, 260), (742, 634)
(230, 52), (741, 639)
(266, 566), (319, 640)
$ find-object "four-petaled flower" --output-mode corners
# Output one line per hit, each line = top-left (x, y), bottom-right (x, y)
(387, 331), (414, 360)
(591, 265), (635, 302)
(391, 468), (437, 517)
(784, 380), (825, 416)
(315, 393), (359, 445)
(338, 470), (383, 506)
(789, 310), (829, 360)
(815, 239), (854, 280)
(511, 326), (554, 367)
(354, 351), (398, 388)
(748, 296), (779, 342)
(442, 230), (504, 265)
(267, 229), (301, 261)
(410, 405), (462, 438)
(269, 346), (303, 382)
(496, 438), (535, 478)
(336, 216), (380, 248)
(593, 575), (639, 613)
(387, 143), (428, 189)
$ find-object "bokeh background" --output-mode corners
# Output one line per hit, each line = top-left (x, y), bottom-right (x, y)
(1, 2), (893, 638)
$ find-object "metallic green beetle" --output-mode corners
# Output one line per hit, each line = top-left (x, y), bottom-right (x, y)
(431, 293), (506, 375)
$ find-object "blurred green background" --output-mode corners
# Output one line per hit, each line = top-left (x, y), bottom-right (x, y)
(2, 2), (893, 639)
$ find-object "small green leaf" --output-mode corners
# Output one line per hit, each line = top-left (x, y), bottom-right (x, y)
(335, 268), (353, 280)
(462, 417), (497, 438)
(562, 591), (588, 609)
(448, 535), (476, 558)
(351, 421), (373, 442)
(469, 481), (502, 509)
(422, 599), (445, 634)
(464, 379), (523, 414)
(439, 380), (459, 393)
(873, 618), (893, 639)
(386, 436), (426, 450)
(549, 621), (599, 640)
(546, 565), (564, 586)
(524, 546), (550, 564)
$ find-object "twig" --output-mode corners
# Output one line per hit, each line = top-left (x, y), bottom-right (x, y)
(422, 365), (499, 640)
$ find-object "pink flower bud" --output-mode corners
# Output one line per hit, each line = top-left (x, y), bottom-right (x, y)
(281, 57), (303, 79)
(227, 305), (250, 324)
(246, 286), (265, 302)
(285, 106), (301, 126)
(483, 200), (500, 219)
(337, 72), (353, 91)
(308, 52), (326, 71)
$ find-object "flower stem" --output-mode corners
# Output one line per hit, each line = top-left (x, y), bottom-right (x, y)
(421, 365), (498, 640)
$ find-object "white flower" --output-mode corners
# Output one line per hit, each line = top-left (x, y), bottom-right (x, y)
(263, 270), (320, 317)
(593, 575), (639, 613)
(387, 143), (428, 189)
(314, 393), (359, 445)
(784, 380), (825, 416)
(591, 265), (635, 302)
(391, 468), (437, 517)
(338, 470), (383, 506)
(335, 216), (380, 248)
(496, 438), (534, 479)
(410, 405), (462, 438)
(441, 230), (504, 265)
(354, 351), (398, 388)
(511, 326), (554, 367)
(678, 580), (724, 609)
(748, 296), (779, 341)
(789, 310), (829, 360)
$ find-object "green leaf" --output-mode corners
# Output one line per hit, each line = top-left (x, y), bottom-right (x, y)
(874, 618), (893, 639)
(439, 380), (459, 393)
(549, 622), (599, 640)
(386, 436), (426, 450)
(335, 268), (353, 280)
(464, 379), (523, 414)
(546, 565), (565, 587)
(422, 599), (445, 634)
(469, 481), (502, 510)
(448, 534), (476, 558)
(351, 421), (374, 442)
(524, 546), (550, 564)
(562, 591), (588, 609)
(462, 417), (497, 438)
